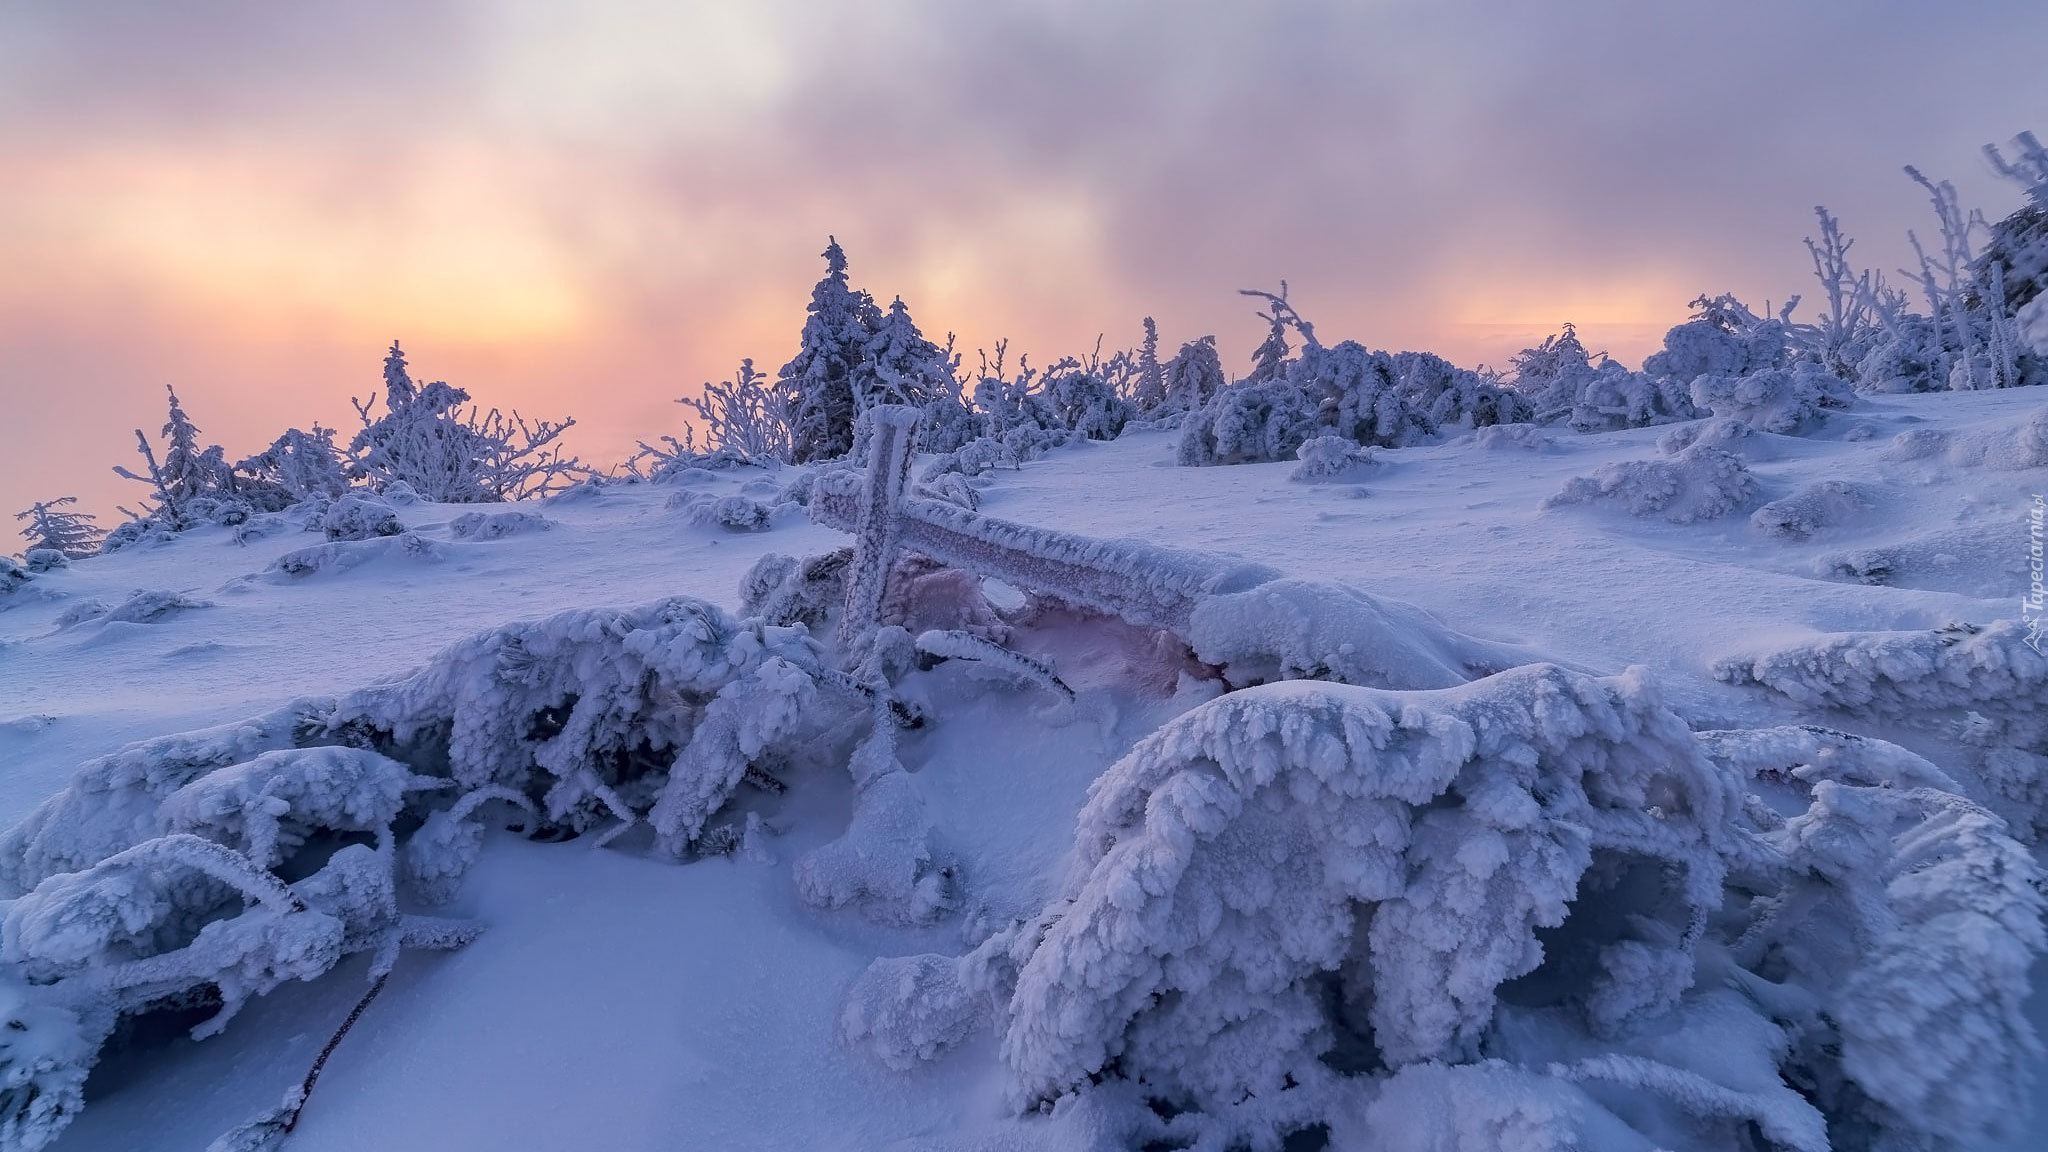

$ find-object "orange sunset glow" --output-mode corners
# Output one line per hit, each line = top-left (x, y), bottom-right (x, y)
(4, 1), (2043, 522)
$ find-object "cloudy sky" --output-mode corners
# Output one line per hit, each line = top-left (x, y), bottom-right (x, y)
(4, 0), (2045, 521)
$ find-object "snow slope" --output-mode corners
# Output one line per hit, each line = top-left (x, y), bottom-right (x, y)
(1, 390), (2043, 1151)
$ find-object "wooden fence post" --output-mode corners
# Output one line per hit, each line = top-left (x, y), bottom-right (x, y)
(840, 405), (923, 643)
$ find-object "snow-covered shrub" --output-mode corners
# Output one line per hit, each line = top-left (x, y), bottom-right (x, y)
(1506, 324), (1594, 418)
(1508, 325), (1662, 431)
(1176, 379), (1321, 466)
(1855, 312), (1949, 393)
(1716, 620), (2048, 837)
(1039, 363), (1134, 442)
(1567, 364), (1697, 432)
(0, 976), (95, 1152)
(320, 493), (403, 542)
(101, 589), (208, 625)
(447, 510), (553, 540)
(1750, 480), (1871, 539)
(1688, 362), (1852, 435)
(849, 667), (2043, 1150)
(673, 492), (773, 533)
(0, 698), (494, 1152)
(20, 551), (64, 575)
(858, 666), (1736, 1107)
(1290, 435), (1377, 481)
(14, 499), (102, 562)
(334, 597), (852, 852)
(921, 436), (1017, 482)
(1693, 728), (2045, 1152)
(1387, 350), (1531, 431)
(1307, 342), (1428, 448)
(233, 427), (349, 510)
(1544, 444), (1758, 523)
(1645, 294), (1792, 389)
(674, 358), (792, 465)
(1656, 416), (1760, 457)
(0, 559), (31, 602)
(347, 342), (591, 501)
(914, 470), (977, 511)
(95, 518), (175, 556)
(740, 550), (850, 631)
(268, 533), (442, 579)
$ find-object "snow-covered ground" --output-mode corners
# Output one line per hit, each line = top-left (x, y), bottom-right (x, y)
(2, 389), (2044, 1151)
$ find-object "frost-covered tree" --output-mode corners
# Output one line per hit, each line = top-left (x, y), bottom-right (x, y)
(348, 341), (591, 502)
(672, 359), (792, 465)
(1901, 166), (2022, 390)
(856, 298), (953, 414)
(112, 385), (239, 530)
(1161, 336), (1226, 414)
(854, 297), (976, 455)
(14, 499), (102, 562)
(776, 239), (884, 463)
(234, 426), (349, 510)
(1799, 207), (1888, 379)
(1131, 317), (1167, 414)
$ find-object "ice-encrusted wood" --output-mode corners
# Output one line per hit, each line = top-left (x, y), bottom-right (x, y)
(812, 425), (1280, 634)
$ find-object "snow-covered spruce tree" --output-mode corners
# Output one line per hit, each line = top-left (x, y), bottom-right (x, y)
(857, 298), (954, 414)
(853, 297), (979, 455)
(14, 499), (102, 565)
(844, 668), (2044, 1152)
(111, 385), (240, 531)
(347, 341), (591, 502)
(776, 239), (884, 463)
(1131, 317), (1168, 415)
(1161, 335), (1226, 415)
(233, 426), (349, 511)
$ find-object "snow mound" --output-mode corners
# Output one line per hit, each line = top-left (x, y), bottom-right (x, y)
(319, 494), (402, 542)
(1544, 444), (1757, 523)
(1464, 424), (1557, 452)
(266, 532), (444, 578)
(1290, 435), (1378, 482)
(672, 492), (777, 533)
(1184, 579), (1525, 689)
(1810, 523), (2018, 596)
(1749, 480), (1872, 539)
(1656, 417), (1769, 459)
(447, 509), (554, 539)
(1687, 364), (1850, 435)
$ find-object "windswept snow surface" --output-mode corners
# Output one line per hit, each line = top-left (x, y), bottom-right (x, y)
(0, 389), (2043, 1150)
